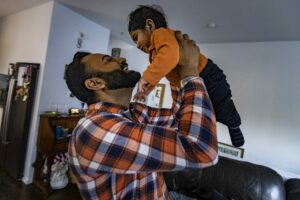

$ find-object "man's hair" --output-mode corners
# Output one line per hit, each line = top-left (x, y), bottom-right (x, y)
(128, 5), (167, 32)
(65, 52), (97, 104)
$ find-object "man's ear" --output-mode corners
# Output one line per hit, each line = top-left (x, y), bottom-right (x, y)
(145, 18), (156, 31)
(84, 77), (106, 91)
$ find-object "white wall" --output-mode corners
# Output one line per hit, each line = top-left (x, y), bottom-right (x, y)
(39, 2), (110, 113)
(22, 2), (110, 183)
(200, 41), (300, 178)
(0, 2), (54, 183)
(0, 2), (52, 74)
(109, 37), (300, 178)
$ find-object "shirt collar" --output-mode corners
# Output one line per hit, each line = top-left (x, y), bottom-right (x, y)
(86, 102), (129, 116)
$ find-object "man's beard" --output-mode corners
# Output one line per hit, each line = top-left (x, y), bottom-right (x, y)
(97, 69), (141, 90)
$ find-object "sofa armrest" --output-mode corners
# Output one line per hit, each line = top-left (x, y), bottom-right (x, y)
(164, 157), (285, 200)
(285, 178), (300, 200)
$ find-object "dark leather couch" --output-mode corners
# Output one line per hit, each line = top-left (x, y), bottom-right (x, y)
(164, 157), (300, 200)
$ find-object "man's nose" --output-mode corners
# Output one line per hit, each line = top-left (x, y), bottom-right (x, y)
(137, 42), (142, 50)
(116, 57), (126, 63)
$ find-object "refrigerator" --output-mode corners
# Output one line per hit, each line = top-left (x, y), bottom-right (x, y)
(0, 62), (39, 180)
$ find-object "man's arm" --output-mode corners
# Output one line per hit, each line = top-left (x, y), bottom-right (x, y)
(131, 103), (176, 127)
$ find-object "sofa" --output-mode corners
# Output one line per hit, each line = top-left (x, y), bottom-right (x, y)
(164, 157), (300, 200)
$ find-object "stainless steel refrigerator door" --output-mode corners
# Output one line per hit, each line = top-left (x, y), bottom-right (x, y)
(0, 75), (10, 166)
(0, 78), (16, 170)
(1, 78), (16, 145)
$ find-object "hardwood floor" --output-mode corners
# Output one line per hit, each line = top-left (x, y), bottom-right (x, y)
(0, 167), (82, 200)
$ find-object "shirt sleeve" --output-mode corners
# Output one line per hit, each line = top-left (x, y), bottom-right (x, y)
(72, 77), (218, 175)
(130, 85), (181, 127)
(131, 103), (176, 127)
(143, 28), (180, 86)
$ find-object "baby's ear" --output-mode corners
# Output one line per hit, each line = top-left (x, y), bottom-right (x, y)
(84, 77), (106, 90)
(145, 18), (156, 31)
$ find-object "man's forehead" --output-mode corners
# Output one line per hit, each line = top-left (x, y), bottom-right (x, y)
(81, 53), (117, 72)
(81, 53), (104, 63)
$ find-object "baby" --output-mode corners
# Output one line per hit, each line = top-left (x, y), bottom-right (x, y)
(128, 5), (244, 147)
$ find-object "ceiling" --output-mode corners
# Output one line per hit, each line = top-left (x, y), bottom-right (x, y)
(1, 0), (300, 45)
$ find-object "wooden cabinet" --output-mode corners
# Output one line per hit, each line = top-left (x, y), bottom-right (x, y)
(33, 114), (83, 195)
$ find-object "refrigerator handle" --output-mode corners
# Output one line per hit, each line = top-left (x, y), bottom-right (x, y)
(1, 78), (16, 144)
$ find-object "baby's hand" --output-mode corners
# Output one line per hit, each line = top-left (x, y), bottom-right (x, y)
(134, 78), (152, 101)
(138, 78), (150, 93)
(133, 92), (148, 102)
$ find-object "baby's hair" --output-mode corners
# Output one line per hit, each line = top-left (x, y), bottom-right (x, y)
(128, 5), (168, 32)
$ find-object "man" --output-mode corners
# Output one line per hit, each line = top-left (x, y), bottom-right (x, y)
(65, 31), (218, 200)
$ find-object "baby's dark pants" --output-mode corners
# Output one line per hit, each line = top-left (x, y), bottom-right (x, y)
(200, 59), (241, 128)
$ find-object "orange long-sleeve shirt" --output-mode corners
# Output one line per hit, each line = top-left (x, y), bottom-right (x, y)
(143, 28), (208, 87)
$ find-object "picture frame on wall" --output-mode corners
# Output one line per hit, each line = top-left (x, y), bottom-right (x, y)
(218, 142), (244, 159)
(147, 83), (166, 108)
(111, 48), (121, 58)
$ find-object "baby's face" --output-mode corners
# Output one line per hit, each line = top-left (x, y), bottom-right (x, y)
(130, 29), (151, 53)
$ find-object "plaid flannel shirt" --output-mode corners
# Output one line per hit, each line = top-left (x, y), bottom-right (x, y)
(68, 77), (218, 200)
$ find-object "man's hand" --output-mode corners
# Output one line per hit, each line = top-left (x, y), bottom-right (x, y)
(175, 31), (200, 79)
